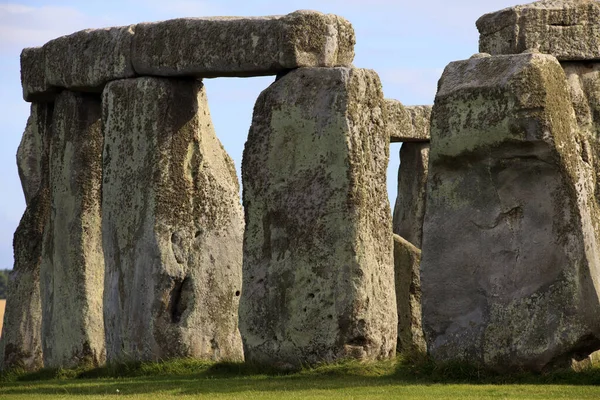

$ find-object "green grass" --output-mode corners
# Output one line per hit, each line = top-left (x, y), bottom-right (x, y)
(1, 356), (599, 399)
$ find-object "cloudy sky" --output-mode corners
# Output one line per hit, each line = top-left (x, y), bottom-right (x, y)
(0, 0), (518, 269)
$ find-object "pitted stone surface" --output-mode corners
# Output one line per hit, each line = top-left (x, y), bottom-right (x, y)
(40, 91), (105, 368)
(43, 26), (135, 91)
(393, 234), (426, 354)
(102, 77), (244, 363)
(392, 143), (429, 248)
(0, 104), (52, 372)
(240, 67), (396, 367)
(422, 52), (600, 371)
(477, 0), (600, 60)
(386, 100), (431, 142)
(20, 47), (58, 102)
(132, 11), (355, 78)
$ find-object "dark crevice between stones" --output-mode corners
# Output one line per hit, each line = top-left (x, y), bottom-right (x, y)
(169, 276), (191, 324)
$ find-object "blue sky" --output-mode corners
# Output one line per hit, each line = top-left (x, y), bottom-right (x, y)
(0, 0), (517, 269)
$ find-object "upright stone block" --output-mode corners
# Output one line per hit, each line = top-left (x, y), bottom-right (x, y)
(102, 77), (244, 363)
(0, 104), (52, 371)
(392, 143), (429, 248)
(132, 11), (355, 78)
(40, 91), (105, 368)
(241, 67), (396, 366)
(477, 0), (600, 60)
(393, 235), (426, 354)
(43, 26), (136, 91)
(421, 52), (600, 371)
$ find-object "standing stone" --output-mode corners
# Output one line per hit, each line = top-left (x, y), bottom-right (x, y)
(132, 11), (355, 78)
(0, 104), (52, 371)
(421, 52), (600, 371)
(477, 0), (600, 61)
(40, 91), (105, 368)
(393, 234), (426, 354)
(240, 67), (396, 366)
(392, 143), (430, 248)
(102, 77), (244, 363)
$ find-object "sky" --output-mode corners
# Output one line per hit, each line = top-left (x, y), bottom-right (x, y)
(0, 0), (518, 269)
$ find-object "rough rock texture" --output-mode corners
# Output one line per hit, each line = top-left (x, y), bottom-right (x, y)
(477, 0), (600, 60)
(392, 143), (430, 248)
(101, 77), (244, 363)
(44, 26), (135, 91)
(393, 234), (426, 354)
(132, 11), (355, 78)
(0, 104), (53, 371)
(386, 100), (431, 142)
(40, 91), (106, 368)
(421, 52), (600, 371)
(21, 47), (58, 102)
(240, 67), (396, 367)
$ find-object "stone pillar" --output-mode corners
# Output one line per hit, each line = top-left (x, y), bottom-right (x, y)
(421, 52), (600, 371)
(240, 67), (396, 367)
(0, 103), (52, 371)
(393, 234), (426, 354)
(101, 77), (244, 363)
(392, 143), (429, 248)
(40, 91), (106, 368)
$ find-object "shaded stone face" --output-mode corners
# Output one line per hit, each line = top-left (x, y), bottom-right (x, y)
(43, 26), (136, 92)
(393, 143), (430, 248)
(40, 91), (106, 369)
(421, 52), (600, 371)
(240, 67), (396, 367)
(131, 11), (355, 78)
(20, 48), (58, 102)
(101, 77), (244, 363)
(387, 100), (431, 143)
(477, 0), (600, 60)
(0, 103), (52, 372)
(393, 234), (426, 355)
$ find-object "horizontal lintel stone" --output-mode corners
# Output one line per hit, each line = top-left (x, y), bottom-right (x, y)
(386, 99), (431, 142)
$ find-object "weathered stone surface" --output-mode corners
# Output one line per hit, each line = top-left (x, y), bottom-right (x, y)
(40, 91), (105, 368)
(477, 0), (600, 60)
(240, 67), (396, 366)
(102, 77), (244, 363)
(0, 104), (52, 371)
(421, 52), (600, 371)
(44, 26), (135, 91)
(20, 47), (58, 102)
(393, 234), (426, 354)
(132, 11), (355, 78)
(392, 143), (429, 248)
(386, 100), (431, 142)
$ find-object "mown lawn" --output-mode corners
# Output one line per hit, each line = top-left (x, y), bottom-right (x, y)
(1, 358), (599, 399)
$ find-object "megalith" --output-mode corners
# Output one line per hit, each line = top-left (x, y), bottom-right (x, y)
(240, 67), (396, 366)
(40, 91), (106, 368)
(0, 103), (52, 371)
(421, 52), (600, 371)
(393, 234), (426, 354)
(101, 77), (244, 363)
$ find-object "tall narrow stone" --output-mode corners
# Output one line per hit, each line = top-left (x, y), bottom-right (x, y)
(392, 143), (429, 248)
(0, 103), (52, 371)
(101, 77), (244, 363)
(421, 52), (600, 371)
(240, 67), (396, 366)
(40, 91), (105, 368)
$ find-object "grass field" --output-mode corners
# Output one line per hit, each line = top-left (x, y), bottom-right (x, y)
(0, 299), (5, 335)
(1, 357), (599, 399)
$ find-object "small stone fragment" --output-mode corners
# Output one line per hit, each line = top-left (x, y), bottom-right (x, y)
(392, 143), (429, 248)
(101, 77), (244, 363)
(240, 67), (396, 366)
(132, 11), (355, 78)
(393, 234), (426, 354)
(43, 26), (135, 91)
(477, 0), (600, 60)
(40, 91), (105, 368)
